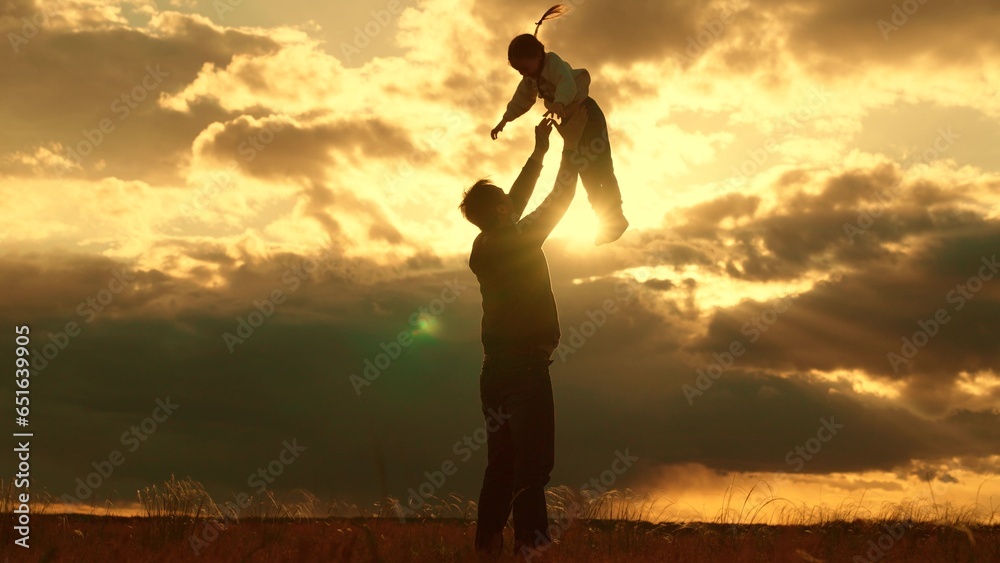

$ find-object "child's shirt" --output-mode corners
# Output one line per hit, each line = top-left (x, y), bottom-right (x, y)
(502, 51), (591, 123)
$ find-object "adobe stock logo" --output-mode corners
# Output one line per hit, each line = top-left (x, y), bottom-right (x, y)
(56, 65), (170, 176)
(351, 279), (469, 395)
(682, 294), (798, 405)
(60, 397), (179, 506)
(783, 417), (844, 472)
(887, 254), (999, 373)
(521, 448), (639, 562)
(7, 0), (70, 54)
(397, 408), (512, 520)
(339, 0), (405, 63)
(878, 0), (931, 40)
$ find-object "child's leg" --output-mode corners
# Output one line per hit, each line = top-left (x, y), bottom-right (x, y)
(575, 98), (627, 243)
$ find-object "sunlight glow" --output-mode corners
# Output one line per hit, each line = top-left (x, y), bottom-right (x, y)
(645, 462), (1000, 524)
(611, 264), (827, 312)
(956, 370), (1000, 397)
(808, 369), (904, 400)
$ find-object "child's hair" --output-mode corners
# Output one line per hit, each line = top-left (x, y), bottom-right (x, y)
(507, 4), (570, 61)
(459, 179), (506, 230)
(508, 34), (544, 61)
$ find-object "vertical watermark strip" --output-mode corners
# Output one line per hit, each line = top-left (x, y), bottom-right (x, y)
(13, 324), (33, 548)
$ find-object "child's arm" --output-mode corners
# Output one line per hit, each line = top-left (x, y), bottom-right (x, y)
(492, 79), (537, 140)
(502, 78), (538, 123)
(544, 52), (578, 118)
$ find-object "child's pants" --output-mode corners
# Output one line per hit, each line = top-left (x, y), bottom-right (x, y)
(572, 97), (624, 221)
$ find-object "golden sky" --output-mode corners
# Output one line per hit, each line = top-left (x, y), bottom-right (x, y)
(2, 0), (999, 520)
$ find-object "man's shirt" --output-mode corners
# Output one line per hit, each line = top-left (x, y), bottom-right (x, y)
(469, 153), (578, 355)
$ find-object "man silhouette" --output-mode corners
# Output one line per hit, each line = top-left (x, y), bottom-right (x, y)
(459, 107), (589, 559)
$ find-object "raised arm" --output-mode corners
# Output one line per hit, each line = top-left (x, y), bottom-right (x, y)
(508, 118), (554, 220)
(502, 77), (538, 123)
(515, 107), (589, 246)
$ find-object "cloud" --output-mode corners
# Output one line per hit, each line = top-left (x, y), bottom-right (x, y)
(471, 0), (707, 68)
(4, 187), (999, 507)
(0, 9), (280, 183)
(784, 0), (1000, 72)
(667, 163), (1000, 417)
(192, 115), (416, 182)
(675, 192), (761, 239)
(0, 245), (485, 500)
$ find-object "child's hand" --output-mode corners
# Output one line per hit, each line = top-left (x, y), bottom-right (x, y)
(545, 102), (566, 120)
(490, 120), (507, 140)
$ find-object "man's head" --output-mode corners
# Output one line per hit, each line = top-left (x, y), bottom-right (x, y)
(459, 179), (514, 231)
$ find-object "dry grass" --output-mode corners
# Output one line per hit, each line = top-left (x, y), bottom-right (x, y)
(0, 476), (997, 562)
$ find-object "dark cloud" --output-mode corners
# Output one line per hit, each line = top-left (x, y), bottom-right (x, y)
(194, 116), (416, 181)
(0, 245), (493, 505)
(191, 112), (417, 246)
(294, 180), (408, 246)
(627, 372), (1000, 475)
(674, 164), (1000, 416)
(0, 0), (50, 23)
(3, 209), (999, 507)
(473, 0), (704, 68)
(465, 238), (999, 478)
(675, 192), (761, 239)
(471, 0), (1000, 80)
(669, 163), (967, 282)
(0, 11), (280, 183)
(783, 0), (1000, 73)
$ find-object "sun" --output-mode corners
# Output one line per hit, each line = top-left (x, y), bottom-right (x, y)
(547, 200), (600, 249)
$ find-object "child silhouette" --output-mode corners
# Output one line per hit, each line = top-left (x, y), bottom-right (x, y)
(491, 4), (629, 245)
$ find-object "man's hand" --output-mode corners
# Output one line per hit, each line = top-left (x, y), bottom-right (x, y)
(532, 117), (554, 157)
(555, 106), (589, 151)
(490, 119), (508, 140)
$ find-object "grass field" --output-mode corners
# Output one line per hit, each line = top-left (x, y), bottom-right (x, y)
(1, 477), (997, 562)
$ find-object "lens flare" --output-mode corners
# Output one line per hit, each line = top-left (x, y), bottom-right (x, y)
(411, 312), (439, 337)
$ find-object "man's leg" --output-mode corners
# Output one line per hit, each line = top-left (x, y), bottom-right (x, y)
(507, 359), (556, 556)
(476, 362), (515, 557)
